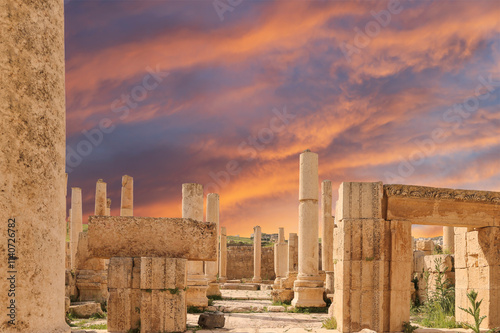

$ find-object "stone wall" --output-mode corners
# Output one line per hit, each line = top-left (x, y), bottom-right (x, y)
(227, 246), (275, 280)
(412, 253), (455, 303)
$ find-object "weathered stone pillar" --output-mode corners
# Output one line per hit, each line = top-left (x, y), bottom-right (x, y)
(71, 188), (83, 270)
(205, 193), (221, 296)
(332, 182), (412, 332)
(106, 198), (111, 216)
(273, 228), (288, 288)
(443, 226), (454, 254)
(292, 150), (325, 307)
(95, 179), (106, 216)
(252, 226), (262, 283)
(321, 180), (334, 272)
(0, 0), (68, 331)
(120, 175), (133, 216)
(455, 226), (500, 329)
(182, 183), (208, 307)
(219, 227), (227, 283)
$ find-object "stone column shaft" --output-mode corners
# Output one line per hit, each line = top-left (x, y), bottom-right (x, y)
(95, 179), (107, 216)
(120, 175), (133, 216)
(106, 198), (111, 216)
(252, 226), (262, 283)
(0, 0), (68, 330)
(443, 226), (454, 254)
(182, 183), (208, 307)
(205, 193), (221, 296)
(274, 227), (288, 287)
(292, 150), (325, 307)
(219, 227), (227, 283)
(71, 188), (83, 270)
(321, 180), (334, 272)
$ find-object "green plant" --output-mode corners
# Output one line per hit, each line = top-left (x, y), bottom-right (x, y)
(145, 289), (152, 293)
(85, 323), (107, 329)
(90, 312), (106, 319)
(207, 294), (223, 301)
(322, 317), (337, 329)
(187, 306), (204, 313)
(365, 256), (374, 261)
(459, 289), (499, 333)
(272, 300), (291, 306)
(100, 300), (107, 313)
(333, 259), (338, 265)
(167, 287), (180, 295)
(127, 328), (140, 333)
(431, 257), (455, 315)
(402, 321), (418, 333)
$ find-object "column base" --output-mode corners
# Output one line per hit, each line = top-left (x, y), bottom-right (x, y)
(206, 283), (222, 297)
(271, 289), (294, 303)
(292, 279), (325, 307)
(218, 277), (227, 283)
(252, 277), (262, 283)
(186, 285), (209, 307)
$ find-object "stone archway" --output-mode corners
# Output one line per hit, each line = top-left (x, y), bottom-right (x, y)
(332, 182), (500, 332)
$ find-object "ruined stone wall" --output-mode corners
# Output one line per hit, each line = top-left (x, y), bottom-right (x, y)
(227, 246), (275, 280)
(412, 253), (455, 303)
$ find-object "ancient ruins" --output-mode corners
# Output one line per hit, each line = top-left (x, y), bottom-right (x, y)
(2, 1), (500, 333)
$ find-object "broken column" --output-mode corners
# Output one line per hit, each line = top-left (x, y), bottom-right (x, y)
(106, 198), (111, 216)
(219, 227), (228, 283)
(443, 226), (454, 254)
(205, 193), (221, 296)
(252, 225), (262, 283)
(71, 187), (83, 270)
(292, 150), (325, 307)
(182, 183), (209, 307)
(276, 233), (299, 302)
(75, 179), (108, 302)
(273, 228), (288, 288)
(120, 175), (133, 216)
(0, 0), (68, 331)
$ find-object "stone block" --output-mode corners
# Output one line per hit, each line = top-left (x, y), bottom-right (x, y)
(69, 302), (104, 319)
(140, 289), (186, 333)
(88, 216), (217, 260)
(338, 182), (383, 220)
(132, 257), (141, 289)
(423, 254), (453, 273)
(198, 311), (225, 328)
(108, 288), (141, 332)
(454, 231), (467, 269)
(108, 257), (133, 289)
(413, 251), (426, 273)
(140, 257), (187, 290)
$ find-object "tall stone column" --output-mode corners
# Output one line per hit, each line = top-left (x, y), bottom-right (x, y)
(443, 226), (454, 254)
(71, 188), (83, 270)
(182, 183), (208, 307)
(0, 0), (68, 331)
(252, 226), (262, 283)
(321, 180), (334, 272)
(95, 179), (107, 216)
(106, 198), (111, 216)
(292, 150), (325, 307)
(205, 193), (221, 296)
(273, 228), (288, 288)
(120, 175), (133, 216)
(219, 227), (227, 283)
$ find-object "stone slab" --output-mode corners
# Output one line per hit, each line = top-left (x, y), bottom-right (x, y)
(88, 216), (217, 260)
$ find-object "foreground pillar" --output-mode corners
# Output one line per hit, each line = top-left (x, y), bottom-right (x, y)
(0, 0), (68, 331)
(443, 226), (454, 254)
(106, 198), (111, 216)
(205, 193), (221, 296)
(182, 183), (208, 307)
(252, 226), (262, 283)
(70, 188), (83, 270)
(321, 180), (334, 272)
(219, 227), (227, 283)
(292, 150), (325, 307)
(120, 175), (133, 216)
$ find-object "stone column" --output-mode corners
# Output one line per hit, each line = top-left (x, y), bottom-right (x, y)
(321, 180), (334, 272)
(219, 227), (227, 283)
(252, 226), (262, 283)
(95, 179), (107, 216)
(292, 150), (325, 307)
(182, 183), (208, 307)
(106, 198), (111, 216)
(205, 193), (221, 296)
(443, 226), (454, 254)
(71, 188), (83, 270)
(273, 228), (288, 288)
(0, 0), (68, 331)
(120, 175), (133, 216)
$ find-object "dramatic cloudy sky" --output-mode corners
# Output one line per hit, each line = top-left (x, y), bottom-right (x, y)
(64, 0), (500, 238)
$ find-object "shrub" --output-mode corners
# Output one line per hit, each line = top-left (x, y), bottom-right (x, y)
(322, 317), (337, 330)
